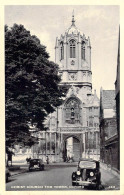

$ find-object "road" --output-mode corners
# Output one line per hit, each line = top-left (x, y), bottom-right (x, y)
(6, 165), (120, 191)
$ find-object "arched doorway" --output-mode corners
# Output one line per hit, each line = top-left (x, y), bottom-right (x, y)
(63, 136), (81, 162)
(73, 137), (80, 161)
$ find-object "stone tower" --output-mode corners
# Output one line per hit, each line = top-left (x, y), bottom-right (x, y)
(46, 13), (100, 162)
(55, 12), (92, 95)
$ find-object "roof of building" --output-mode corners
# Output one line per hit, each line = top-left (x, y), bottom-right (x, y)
(66, 25), (79, 35)
(86, 90), (99, 106)
(101, 90), (116, 109)
(65, 11), (81, 35)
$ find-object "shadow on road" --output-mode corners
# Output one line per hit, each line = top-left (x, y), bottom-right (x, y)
(6, 178), (16, 183)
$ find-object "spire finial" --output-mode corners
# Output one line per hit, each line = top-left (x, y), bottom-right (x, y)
(72, 10), (75, 25)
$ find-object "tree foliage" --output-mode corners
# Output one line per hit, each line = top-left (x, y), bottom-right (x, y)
(5, 24), (67, 148)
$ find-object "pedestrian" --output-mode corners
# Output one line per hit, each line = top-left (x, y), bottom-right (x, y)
(26, 157), (28, 163)
(46, 156), (49, 164)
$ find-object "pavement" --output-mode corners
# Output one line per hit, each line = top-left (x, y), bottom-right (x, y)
(8, 165), (28, 176)
(100, 162), (120, 179)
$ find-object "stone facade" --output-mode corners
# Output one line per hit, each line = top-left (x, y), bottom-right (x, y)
(100, 89), (118, 170)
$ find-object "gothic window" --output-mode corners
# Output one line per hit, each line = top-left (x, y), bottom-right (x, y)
(93, 132), (96, 149)
(65, 98), (80, 124)
(81, 41), (85, 60)
(89, 116), (93, 127)
(60, 42), (64, 60)
(89, 132), (94, 149)
(85, 132), (88, 149)
(70, 40), (76, 58)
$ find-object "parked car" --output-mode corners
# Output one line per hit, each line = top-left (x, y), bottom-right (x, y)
(6, 167), (11, 182)
(29, 159), (44, 171)
(72, 158), (101, 189)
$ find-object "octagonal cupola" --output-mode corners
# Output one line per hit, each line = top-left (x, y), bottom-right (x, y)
(55, 12), (92, 92)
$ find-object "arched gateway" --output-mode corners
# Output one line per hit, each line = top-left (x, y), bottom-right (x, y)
(61, 96), (83, 162)
(63, 135), (83, 162)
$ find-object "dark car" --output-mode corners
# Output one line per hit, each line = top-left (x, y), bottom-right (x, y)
(6, 167), (11, 182)
(72, 158), (101, 189)
(29, 159), (44, 171)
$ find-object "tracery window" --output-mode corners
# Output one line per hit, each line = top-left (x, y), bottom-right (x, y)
(65, 98), (80, 124)
(70, 40), (76, 58)
(60, 42), (64, 60)
(81, 41), (85, 60)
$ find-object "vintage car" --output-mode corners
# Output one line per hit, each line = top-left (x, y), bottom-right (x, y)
(6, 167), (11, 182)
(29, 159), (44, 171)
(72, 158), (101, 189)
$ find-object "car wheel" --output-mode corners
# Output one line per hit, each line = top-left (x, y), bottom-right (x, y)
(96, 184), (100, 190)
(29, 168), (32, 172)
(72, 181), (76, 186)
(6, 176), (8, 182)
(40, 166), (44, 171)
(96, 184), (104, 190)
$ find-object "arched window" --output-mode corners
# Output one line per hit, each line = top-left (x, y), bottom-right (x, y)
(81, 41), (85, 60)
(65, 98), (80, 124)
(60, 42), (64, 60)
(70, 40), (76, 58)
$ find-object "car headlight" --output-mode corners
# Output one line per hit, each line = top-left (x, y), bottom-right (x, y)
(90, 172), (94, 176)
(77, 171), (81, 175)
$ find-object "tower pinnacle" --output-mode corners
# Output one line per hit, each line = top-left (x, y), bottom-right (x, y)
(72, 10), (75, 26)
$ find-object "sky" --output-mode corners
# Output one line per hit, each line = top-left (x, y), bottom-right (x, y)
(5, 5), (120, 97)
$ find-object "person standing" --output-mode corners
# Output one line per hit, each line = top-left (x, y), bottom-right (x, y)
(46, 156), (49, 164)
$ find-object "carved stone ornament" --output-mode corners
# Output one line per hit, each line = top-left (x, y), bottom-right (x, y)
(69, 73), (77, 80)
(71, 60), (75, 65)
(76, 87), (79, 94)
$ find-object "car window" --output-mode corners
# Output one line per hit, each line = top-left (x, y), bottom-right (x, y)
(30, 159), (39, 163)
(79, 161), (96, 169)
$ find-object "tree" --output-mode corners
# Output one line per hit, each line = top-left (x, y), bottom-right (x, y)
(5, 24), (68, 149)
